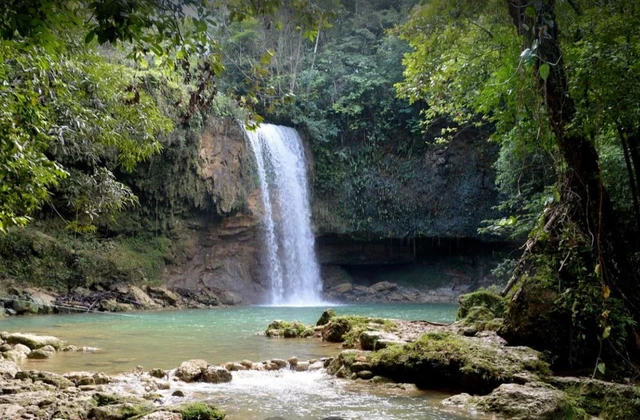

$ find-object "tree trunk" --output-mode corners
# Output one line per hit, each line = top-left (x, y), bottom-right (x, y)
(505, 1), (636, 313)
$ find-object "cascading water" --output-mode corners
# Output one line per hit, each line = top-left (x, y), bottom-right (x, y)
(244, 123), (324, 305)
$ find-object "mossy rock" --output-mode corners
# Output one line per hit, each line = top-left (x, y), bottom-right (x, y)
(500, 280), (573, 366)
(322, 316), (396, 346)
(172, 402), (226, 420)
(459, 306), (495, 326)
(457, 291), (506, 321)
(317, 308), (336, 326)
(445, 383), (589, 420)
(550, 376), (640, 420)
(370, 331), (550, 394)
(265, 320), (311, 338)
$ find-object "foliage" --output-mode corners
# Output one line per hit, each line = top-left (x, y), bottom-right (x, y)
(0, 225), (177, 291)
(456, 290), (506, 321)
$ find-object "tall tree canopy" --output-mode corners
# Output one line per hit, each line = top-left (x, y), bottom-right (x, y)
(397, 0), (640, 371)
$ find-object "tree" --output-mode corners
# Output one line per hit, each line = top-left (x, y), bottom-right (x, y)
(397, 0), (639, 370)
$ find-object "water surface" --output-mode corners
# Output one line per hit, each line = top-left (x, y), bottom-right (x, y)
(0, 303), (468, 420)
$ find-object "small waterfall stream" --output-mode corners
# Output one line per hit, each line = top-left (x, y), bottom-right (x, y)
(244, 124), (323, 305)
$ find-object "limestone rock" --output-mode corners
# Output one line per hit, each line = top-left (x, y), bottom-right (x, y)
(147, 286), (180, 306)
(370, 281), (397, 293)
(174, 359), (208, 382)
(330, 283), (353, 294)
(139, 412), (183, 420)
(15, 370), (74, 389)
(6, 333), (64, 350)
(27, 348), (55, 359)
(443, 383), (589, 420)
(0, 360), (20, 378)
(0, 404), (25, 418)
(201, 366), (232, 384)
(128, 286), (160, 310)
(359, 330), (404, 351)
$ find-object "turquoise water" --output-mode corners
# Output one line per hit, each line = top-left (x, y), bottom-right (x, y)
(0, 303), (457, 374)
(0, 303), (470, 420)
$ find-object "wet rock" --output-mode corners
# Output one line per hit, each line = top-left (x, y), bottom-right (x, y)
(28, 348), (55, 359)
(350, 362), (372, 373)
(175, 359), (208, 382)
(13, 343), (31, 356)
(308, 361), (324, 371)
(0, 344), (11, 352)
(271, 359), (287, 369)
(294, 362), (309, 372)
(265, 320), (312, 338)
(287, 357), (298, 366)
(171, 390), (185, 397)
(201, 366), (232, 383)
(371, 376), (393, 384)
(94, 372), (112, 385)
(240, 360), (253, 369)
(322, 318), (351, 342)
(356, 370), (374, 380)
(6, 333), (64, 350)
(2, 350), (25, 362)
(317, 309), (336, 326)
(62, 345), (79, 352)
(149, 368), (166, 379)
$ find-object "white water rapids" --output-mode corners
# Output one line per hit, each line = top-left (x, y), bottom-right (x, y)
(244, 124), (324, 305)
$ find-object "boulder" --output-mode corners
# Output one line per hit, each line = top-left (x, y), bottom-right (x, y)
(128, 286), (160, 310)
(0, 360), (20, 378)
(15, 370), (74, 389)
(23, 288), (57, 314)
(99, 299), (133, 312)
(147, 286), (180, 306)
(201, 366), (232, 384)
(89, 402), (154, 420)
(330, 283), (353, 294)
(359, 330), (404, 351)
(149, 368), (166, 379)
(28, 348), (55, 359)
(316, 309), (336, 326)
(443, 383), (588, 420)
(322, 318), (351, 342)
(370, 281), (397, 293)
(64, 371), (97, 386)
(13, 343), (32, 356)
(174, 359), (208, 382)
(6, 333), (64, 350)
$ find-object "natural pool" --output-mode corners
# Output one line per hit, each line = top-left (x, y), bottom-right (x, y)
(0, 303), (471, 420)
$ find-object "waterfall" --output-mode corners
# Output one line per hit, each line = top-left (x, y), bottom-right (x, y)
(244, 123), (324, 305)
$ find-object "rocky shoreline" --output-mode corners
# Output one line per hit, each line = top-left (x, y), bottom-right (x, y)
(265, 306), (640, 420)
(1, 301), (639, 420)
(0, 285), (227, 318)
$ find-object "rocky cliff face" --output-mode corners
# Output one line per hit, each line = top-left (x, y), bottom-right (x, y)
(161, 120), (508, 304)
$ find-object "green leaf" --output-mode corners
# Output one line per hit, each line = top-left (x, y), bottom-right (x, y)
(539, 63), (550, 81)
(597, 362), (606, 375)
(85, 30), (95, 44)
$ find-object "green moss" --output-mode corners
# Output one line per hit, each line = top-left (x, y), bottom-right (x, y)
(324, 316), (397, 347)
(265, 320), (311, 338)
(460, 306), (495, 326)
(175, 402), (226, 420)
(457, 290), (506, 321)
(0, 225), (180, 292)
(561, 380), (640, 420)
(317, 308), (336, 326)
(370, 332), (550, 394)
